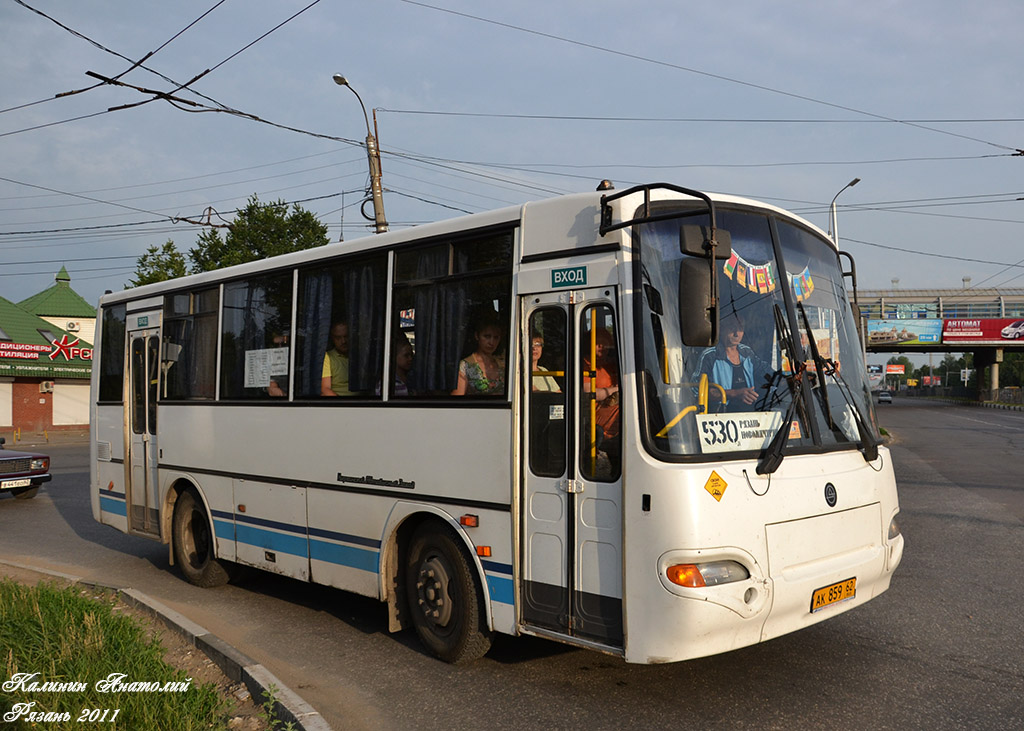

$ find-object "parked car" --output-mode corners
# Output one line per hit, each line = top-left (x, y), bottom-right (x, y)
(877, 391), (893, 404)
(0, 438), (51, 500)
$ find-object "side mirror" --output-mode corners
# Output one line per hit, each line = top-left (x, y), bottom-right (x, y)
(680, 225), (732, 260)
(679, 257), (717, 347)
(677, 225), (731, 347)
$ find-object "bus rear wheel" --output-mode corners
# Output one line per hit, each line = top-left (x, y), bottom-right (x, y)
(405, 522), (492, 663)
(172, 490), (231, 588)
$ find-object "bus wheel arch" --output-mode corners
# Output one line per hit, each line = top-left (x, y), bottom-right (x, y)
(385, 511), (494, 663)
(170, 484), (233, 588)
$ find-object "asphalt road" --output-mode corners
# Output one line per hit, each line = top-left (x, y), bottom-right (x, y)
(1, 401), (1022, 730)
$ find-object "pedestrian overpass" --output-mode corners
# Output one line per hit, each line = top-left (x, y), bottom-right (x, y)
(856, 287), (1024, 398)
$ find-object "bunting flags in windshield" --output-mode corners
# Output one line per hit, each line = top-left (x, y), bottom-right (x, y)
(722, 252), (814, 301)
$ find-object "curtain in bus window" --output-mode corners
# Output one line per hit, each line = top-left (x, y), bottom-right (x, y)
(296, 256), (387, 398)
(297, 271), (333, 398)
(408, 282), (469, 394)
(342, 262), (386, 392)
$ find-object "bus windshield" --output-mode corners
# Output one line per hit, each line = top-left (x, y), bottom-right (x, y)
(635, 206), (878, 462)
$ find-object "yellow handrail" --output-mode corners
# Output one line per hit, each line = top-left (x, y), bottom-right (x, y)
(655, 374), (710, 438)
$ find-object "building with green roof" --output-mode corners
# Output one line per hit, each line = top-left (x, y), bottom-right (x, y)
(2, 267), (95, 435)
(17, 266), (97, 346)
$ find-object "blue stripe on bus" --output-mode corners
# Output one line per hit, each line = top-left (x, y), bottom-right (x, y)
(188, 509), (512, 604)
(486, 574), (514, 605)
(213, 518), (234, 541)
(235, 513), (308, 536)
(308, 525), (382, 549)
(235, 523), (309, 558)
(100, 496), (126, 516)
(481, 559), (513, 575)
(309, 538), (379, 573)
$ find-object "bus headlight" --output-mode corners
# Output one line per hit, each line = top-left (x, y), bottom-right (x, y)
(666, 560), (749, 588)
(888, 515), (901, 540)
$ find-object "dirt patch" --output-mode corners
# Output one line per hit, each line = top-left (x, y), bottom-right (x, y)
(0, 564), (269, 730)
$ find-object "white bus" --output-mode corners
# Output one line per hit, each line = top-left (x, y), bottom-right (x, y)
(90, 183), (903, 664)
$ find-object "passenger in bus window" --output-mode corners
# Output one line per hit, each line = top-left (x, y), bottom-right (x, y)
(452, 314), (505, 396)
(321, 321), (354, 396)
(531, 333), (560, 392)
(378, 332), (414, 397)
(692, 312), (772, 412)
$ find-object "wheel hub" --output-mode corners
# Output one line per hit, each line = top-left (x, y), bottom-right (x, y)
(416, 555), (453, 627)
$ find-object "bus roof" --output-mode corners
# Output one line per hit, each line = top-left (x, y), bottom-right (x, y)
(100, 186), (831, 306)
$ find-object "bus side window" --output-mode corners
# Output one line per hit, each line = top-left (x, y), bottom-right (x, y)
(220, 273), (293, 400)
(391, 232), (513, 398)
(162, 288), (218, 401)
(295, 255), (388, 400)
(98, 303), (127, 403)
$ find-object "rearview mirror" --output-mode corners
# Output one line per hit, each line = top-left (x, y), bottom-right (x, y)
(678, 257), (717, 347)
(680, 225), (732, 259)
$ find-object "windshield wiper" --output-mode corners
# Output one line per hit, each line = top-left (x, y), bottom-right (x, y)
(757, 303), (807, 475)
(797, 302), (836, 432)
(796, 303), (878, 462)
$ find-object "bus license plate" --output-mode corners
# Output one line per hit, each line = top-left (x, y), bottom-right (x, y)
(1, 478), (32, 489)
(810, 578), (856, 613)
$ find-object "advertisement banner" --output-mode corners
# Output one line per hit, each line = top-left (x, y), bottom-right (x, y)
(867, 319), (943, 346)
(942, 318), (1024, 344)
(886, 364), (905, 374)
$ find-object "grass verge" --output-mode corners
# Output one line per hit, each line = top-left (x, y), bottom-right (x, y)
(1, 578), (232, 730)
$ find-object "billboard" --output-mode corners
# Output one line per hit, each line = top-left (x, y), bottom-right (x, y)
(942, 318), (1024, 345)
(886, 364), (905, 374)
(867, 319), (943, 346)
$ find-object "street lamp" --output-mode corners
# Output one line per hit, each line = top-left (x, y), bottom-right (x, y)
(332, 73), (388, 234)
(828, 177), (861, 246)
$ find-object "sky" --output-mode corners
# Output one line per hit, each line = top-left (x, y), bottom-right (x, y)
(1, 0), (1022, 310)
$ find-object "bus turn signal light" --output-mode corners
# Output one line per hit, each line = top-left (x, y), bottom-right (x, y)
(667, 564), (706, 588)
(667, 560), (750, 588)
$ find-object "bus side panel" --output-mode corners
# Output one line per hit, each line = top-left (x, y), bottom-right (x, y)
(309, 489), (392, 600)
(156, 406), (513, 506)
(158, 405), (515, 612)
(93, 403), (128, 532)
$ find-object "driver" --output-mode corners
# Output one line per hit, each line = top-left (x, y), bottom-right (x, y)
(692, 312), (772, 412)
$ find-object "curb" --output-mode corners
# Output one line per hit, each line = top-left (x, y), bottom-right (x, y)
(921, 397), (1024, 412)
(0, 559), (332, 731)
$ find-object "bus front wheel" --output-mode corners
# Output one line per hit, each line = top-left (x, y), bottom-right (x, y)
(405, 522), (492, 663)
(172, 490), (231, 588)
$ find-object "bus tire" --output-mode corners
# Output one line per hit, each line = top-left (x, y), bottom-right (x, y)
(172, 489), (231, 588)
(405, 522), (492, 663)
(11, 486), (39, 499)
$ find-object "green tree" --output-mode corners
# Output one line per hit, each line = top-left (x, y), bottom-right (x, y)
(188, 196), (329, 272)
(128, 239), (187, 287)
(129, 196), (330, 286)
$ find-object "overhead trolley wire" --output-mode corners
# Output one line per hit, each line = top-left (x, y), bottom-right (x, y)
(401, 0), (1023, 154)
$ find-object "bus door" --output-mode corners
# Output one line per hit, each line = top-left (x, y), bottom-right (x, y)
(521, 289), (624, 647)
(126, 313), (161, 538)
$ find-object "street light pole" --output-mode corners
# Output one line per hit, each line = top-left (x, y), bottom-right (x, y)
(828, 177), (861, 246)
(332, 73), (388, 234)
